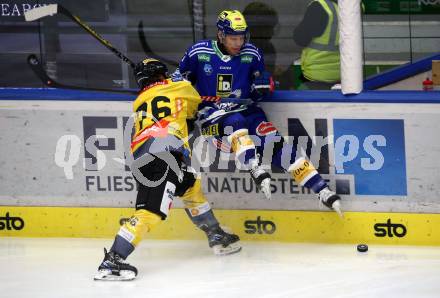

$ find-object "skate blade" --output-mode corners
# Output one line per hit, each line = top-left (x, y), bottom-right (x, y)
(212, 242), (242, 256)
(260, 178), (272, 199)
(94, 269), (136, 281)
(332, 201), (344, 218)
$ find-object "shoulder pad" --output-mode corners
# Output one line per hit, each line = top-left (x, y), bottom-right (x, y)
(188, 40), (215, 57)
(192, 40), (211, 48)
(242, 43), (259, 50)
(240, 44), (262, 61)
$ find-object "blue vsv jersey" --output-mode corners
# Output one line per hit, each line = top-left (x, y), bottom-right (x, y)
(178, 39), (265, 99)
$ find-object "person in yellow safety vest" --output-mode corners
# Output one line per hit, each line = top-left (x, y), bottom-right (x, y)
(294, 0), (340, 90)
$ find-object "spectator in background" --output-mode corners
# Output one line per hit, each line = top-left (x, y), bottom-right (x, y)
(293, 0), (340, 90)
(243, 2), (278, 75)
(242, 2), (295, 90)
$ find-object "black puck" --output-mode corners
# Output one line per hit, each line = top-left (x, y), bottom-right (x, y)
(357, 244), (368, 252)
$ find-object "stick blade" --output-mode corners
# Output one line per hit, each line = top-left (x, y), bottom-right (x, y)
(24, 4), (58, 21)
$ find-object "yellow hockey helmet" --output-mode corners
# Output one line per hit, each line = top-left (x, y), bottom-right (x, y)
(216, 10), (249, 36)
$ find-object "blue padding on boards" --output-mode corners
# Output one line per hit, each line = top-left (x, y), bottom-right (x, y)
(0, 88), (136, 101)
(364, 52), (440, 90)
(266, 90), (440, 103)
(2, 88), (440, 103)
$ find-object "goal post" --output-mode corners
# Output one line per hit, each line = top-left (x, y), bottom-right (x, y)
(338, 0), (364, 95)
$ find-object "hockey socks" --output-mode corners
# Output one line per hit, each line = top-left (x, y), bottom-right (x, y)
(228, 129), (271, 199)
(288, 157), (327, 193)
(228, 129), (257, 169)
(111, 209), (161, 258)
(185, 204), (219, 230)
(289, 157), (342, 215)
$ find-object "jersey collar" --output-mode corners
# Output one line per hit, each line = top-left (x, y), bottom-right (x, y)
(140, 79), (169, 94)
(212, 41), (232, 62)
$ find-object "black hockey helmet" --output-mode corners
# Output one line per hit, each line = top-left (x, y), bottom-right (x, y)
(134, 58), (168, 88)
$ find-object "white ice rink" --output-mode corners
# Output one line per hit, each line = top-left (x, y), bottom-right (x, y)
(1, 237), (440, 298)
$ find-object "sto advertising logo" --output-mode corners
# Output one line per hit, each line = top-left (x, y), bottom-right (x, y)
(374, 219), (407, 238)
(0, 212), (25, 231)
(244, 216), (276, 234)
(288, 118), (407, 196)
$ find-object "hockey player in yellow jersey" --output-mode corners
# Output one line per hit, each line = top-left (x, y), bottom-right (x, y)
(130, 63), (200, 156)
(94, 58), (241, 281)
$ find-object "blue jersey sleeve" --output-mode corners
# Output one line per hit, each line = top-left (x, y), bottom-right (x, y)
(179, 40), (213, 85)
(241, 44), (267, 100)
(250, 46), (265, 76)
(178, 46), (198, 84)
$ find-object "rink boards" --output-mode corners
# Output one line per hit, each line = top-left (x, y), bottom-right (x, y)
(1, 89), (440, 244)
(1, 206), (440, 246)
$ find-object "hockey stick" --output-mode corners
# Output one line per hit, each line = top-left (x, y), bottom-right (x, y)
(137, 21), (179, 67)
(24, 4), (135, 68)
(24, 5), (217, 98)
(26, 55), (226, 99)
(27, 54), (138, 94)
(200, 96), (255, 105)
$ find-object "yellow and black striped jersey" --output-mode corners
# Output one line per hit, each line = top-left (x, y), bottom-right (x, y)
(131, 78), (202, 153)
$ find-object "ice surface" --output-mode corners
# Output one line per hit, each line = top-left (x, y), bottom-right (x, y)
(1, 238), (440, 298)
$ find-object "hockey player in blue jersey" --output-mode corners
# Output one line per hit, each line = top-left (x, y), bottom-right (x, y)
(177, 10), (342, 214)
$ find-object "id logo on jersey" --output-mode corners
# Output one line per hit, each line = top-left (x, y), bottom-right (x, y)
(217, 74), (233, 97)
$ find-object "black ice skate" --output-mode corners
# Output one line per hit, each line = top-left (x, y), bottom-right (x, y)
(94, 248), (138, 281)
(249, 159), (272, 199)
(205, 225), (241, 256)
(318, 187), (343, 217)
